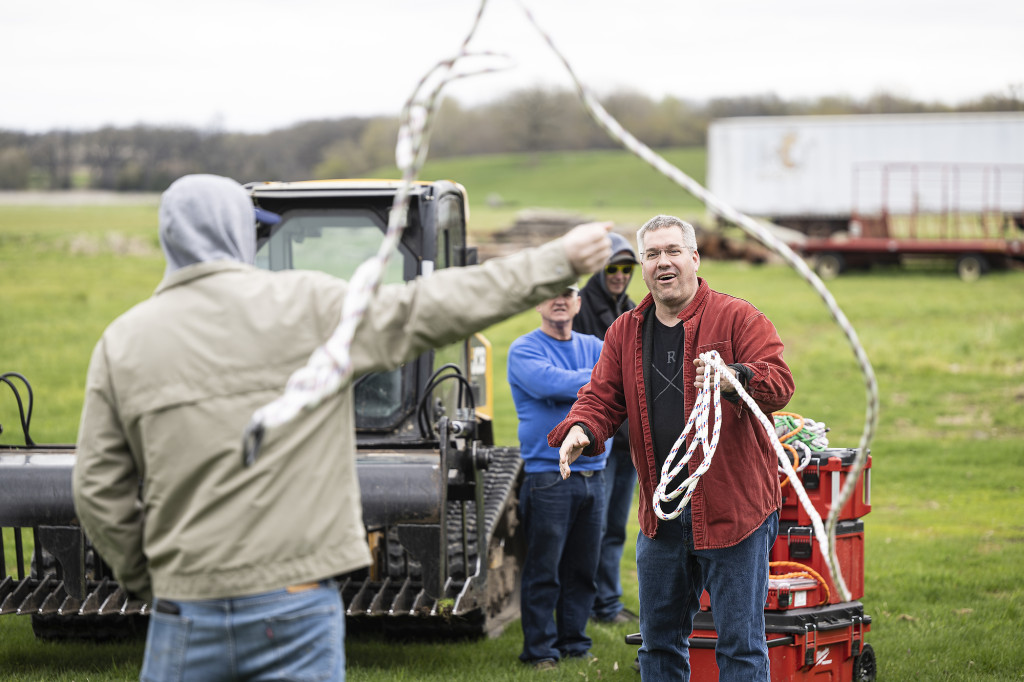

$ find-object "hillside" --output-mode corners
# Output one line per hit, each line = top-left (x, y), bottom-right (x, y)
(371, 146), (710, 234)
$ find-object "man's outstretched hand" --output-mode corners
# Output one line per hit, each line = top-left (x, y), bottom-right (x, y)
(563, 222), (613, 275)
(558, 424), (591, 479)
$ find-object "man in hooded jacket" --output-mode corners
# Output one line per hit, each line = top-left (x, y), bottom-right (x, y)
(72, 174), (612, 682)
(572, 232), (639, 624)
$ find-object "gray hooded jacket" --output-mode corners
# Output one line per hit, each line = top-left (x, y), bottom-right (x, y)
(159, 174), (257, 273)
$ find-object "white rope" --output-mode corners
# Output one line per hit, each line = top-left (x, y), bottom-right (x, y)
(656, 352), (844, 597)
(241, 0), (509, 464)
(787, 440), (813, 473)
(776, 415), (829, 452)
(515, 2), (875, 601)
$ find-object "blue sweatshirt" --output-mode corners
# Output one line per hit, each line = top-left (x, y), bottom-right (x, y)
(508, 329), (609, 474)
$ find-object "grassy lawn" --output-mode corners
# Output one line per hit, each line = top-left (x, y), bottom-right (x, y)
(2, 157), (1023, 680)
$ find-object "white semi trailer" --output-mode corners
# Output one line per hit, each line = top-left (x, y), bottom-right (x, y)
(707, 112), (1024, 279)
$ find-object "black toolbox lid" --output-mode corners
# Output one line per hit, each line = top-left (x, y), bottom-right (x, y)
(804, 447), (868, 468)
(694, 601), (871, 634)
(779, 518), (864, 536)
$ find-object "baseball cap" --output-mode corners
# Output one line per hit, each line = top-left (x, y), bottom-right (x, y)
(609, 249), (638, 265)
(254, 206), (282, 226)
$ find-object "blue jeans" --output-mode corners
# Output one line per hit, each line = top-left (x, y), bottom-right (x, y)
(141, 580), (344, 682)
(592, 442), (637, 621)
(518, 469), (605, 663)
(636, 508), (778, 682)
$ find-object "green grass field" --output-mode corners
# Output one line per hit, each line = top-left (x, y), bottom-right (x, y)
(2, 149), (1023, 680)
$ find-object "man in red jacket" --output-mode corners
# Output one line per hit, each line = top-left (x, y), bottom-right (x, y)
(549, 215), (794, 681)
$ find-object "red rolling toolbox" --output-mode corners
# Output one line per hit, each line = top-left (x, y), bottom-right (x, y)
(780, 448), (871, 525)
(688, 601), (875, 681)
(623, 602), (876, 681)
(771, 519), (865, 605)
(630, 442), (877, 679)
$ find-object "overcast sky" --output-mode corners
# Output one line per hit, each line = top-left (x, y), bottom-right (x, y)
(4, 0), (1022, 133)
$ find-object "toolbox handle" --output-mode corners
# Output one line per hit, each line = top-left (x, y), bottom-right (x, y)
(804, 624), (817, 667)
(623, 633), (795, 649)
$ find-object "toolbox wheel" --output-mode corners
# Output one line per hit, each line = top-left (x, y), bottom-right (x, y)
(853, 642), (877, 682)
(814, 252), (845, 279)
(956, 253), (987, 281)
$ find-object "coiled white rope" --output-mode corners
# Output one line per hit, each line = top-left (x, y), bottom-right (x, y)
(784, 440), (813, 474)
(653, 351), (839, 597)
(654, 350), (724, 519)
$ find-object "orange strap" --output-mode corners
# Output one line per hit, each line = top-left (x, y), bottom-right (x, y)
(769, 561), (830, 606)
(773, 411), (805, 441)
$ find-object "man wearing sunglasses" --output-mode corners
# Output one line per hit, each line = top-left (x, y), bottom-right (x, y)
(572, 232), (640, 627)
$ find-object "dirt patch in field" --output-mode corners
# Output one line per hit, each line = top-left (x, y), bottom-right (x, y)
(0, 191), (160, 206)
(474, 208), (775, 263)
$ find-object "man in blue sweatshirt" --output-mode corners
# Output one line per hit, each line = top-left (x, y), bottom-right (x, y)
(508, 284), (609, 670)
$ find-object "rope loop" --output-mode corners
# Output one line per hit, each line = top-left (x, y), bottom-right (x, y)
(654, 350), (727, 520)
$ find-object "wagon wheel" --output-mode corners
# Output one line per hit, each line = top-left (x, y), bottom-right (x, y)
(956, 254), (987, 282)
(814, 252), (845, 280)
(853, 642), (877, 682)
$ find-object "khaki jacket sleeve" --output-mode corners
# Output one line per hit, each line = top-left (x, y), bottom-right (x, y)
(350, 238), (577, 374)
(72, 338), (152, 602)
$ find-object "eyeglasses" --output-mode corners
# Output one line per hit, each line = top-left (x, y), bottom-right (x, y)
(643, 248), (685, 261)
(604, 264), (634, 275)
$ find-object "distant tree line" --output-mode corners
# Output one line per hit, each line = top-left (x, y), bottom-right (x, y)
(1, 86), (1021, 191)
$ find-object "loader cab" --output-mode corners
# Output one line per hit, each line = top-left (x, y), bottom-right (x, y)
(247, 179), (489, 444)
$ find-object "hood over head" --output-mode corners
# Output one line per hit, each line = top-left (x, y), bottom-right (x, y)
(159, 174), (258, 275)
(574, 233), (637, 337)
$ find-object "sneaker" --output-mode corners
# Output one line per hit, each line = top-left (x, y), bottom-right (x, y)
(531, 659), (558, 671)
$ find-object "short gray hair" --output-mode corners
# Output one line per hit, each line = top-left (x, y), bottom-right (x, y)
(636, 215), (697, 256)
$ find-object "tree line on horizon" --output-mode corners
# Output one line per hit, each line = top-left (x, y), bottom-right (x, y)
(1, 86), (1021, 192)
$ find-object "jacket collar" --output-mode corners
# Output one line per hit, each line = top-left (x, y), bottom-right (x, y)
(154, 259), (254, 296)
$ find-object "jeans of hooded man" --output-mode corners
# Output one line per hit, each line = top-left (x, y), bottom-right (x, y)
(591, 442), (637, 621)
(518, 469), (605, 664)
(635, 507), (778, 682)
(141, 580), (344, 682)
